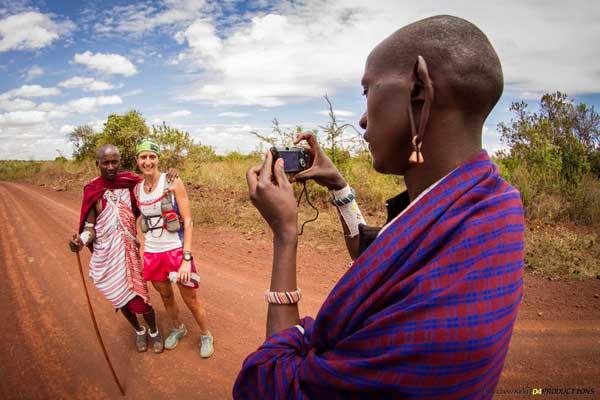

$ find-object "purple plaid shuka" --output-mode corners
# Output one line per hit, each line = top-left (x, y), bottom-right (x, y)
(234, 151), (525, 399)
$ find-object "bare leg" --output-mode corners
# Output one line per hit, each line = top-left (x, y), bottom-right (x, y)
(177, 285), (209, 335)
(152, 281), (182, 328)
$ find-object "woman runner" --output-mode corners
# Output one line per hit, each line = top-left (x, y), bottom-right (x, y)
(135, 139), (214, 358)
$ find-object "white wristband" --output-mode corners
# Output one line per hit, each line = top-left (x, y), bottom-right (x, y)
(330, 185), (354, 205)
(80, 230), (91, 246)
(338, 199), (366, 237)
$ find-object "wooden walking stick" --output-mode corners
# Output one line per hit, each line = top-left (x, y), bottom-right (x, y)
(75, 251), (125, 396)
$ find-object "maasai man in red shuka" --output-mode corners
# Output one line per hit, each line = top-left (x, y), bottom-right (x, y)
(236, 15), (525, 399)
(69, 144), (164, 353)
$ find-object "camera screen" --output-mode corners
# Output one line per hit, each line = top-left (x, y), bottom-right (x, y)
(279, 151), (302, 172)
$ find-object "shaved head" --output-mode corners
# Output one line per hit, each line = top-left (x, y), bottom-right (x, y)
(371, 15), (503, 121)
(96, 144), (120, 161)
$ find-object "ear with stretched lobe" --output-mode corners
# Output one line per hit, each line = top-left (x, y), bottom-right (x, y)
(408, 55), (434, 165)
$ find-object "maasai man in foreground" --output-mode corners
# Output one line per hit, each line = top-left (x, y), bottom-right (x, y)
(236, 15), (525, 399)
(69, 144), (167, 353)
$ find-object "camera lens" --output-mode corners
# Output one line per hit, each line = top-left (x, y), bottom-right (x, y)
(299, 158), (306, 167)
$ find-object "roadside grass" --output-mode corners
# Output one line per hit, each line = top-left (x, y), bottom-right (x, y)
(526, 221), (600, 279)
(0, 160), (43, 180)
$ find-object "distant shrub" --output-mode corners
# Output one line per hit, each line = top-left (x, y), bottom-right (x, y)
(497, 92), (600, 226)
(0, 160), (43, 180)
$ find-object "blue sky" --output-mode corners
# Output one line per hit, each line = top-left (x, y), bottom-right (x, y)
(1, 0), (599, 160)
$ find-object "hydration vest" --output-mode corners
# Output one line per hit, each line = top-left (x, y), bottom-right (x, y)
(135, 184), (183, 237)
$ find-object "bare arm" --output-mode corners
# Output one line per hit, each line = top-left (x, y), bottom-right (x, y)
(247, 152), (300, 338)
(171, 177), (194, 283)
(337, 209), (360, 260)
(267, 231), (299, 337)
(136, 214), (145, 252)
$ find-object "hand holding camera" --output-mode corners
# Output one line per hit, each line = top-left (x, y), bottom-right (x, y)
(246, 150), (298, 238)
(290, 132), (347, 190)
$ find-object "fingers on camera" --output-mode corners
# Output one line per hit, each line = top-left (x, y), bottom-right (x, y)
(273, 159), (289, 186)
(259, 150), (273, 182)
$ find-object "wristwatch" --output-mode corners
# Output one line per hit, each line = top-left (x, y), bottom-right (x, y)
(183, 251), (193, 261)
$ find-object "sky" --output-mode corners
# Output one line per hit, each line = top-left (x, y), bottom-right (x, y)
(1, 0), (599, 160)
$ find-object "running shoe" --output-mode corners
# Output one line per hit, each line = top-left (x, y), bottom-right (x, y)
(164, 324), (187, 350)
(199, 331), (214, 358)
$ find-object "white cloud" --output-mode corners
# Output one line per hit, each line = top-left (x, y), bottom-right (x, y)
(88, 119), (105, 132)
(121, 88), (143, 97)
(317, 109), (355, 117)
(182, 19), (222, 59)
(166, 109), (192, 118)
(73, 51), (138, 76)
(191, 123), (263, 153)
(168, 52), (187, 65)
(0, 85), (60, 99)
(0, 11), (74, 52)
(482, 125), (508, 155)
(0, 97), (37, 111)
(0, 96), (69, 120)
(0, 110), (46, 127)
(217, 112), (249, 118)
(23, 65), (44, 81)
(0, 83), (121, 160)
(174, 0), (600, 106)
(59, 124), (75, 134)
(59, 76), (117, 91)
(67, 95), (123, 113)
(152, 109), (193, 124)
(95, 0), (207, 35)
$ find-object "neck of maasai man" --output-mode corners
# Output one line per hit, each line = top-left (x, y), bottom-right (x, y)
(403, 115), (483, 202)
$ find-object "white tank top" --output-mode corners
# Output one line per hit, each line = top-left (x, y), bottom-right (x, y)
(138, 173), (183, 253)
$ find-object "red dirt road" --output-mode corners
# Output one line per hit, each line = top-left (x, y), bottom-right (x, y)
(1, 181), (599, 399)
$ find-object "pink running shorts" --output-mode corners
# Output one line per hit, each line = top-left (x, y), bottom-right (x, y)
(143, 247), (199, 289)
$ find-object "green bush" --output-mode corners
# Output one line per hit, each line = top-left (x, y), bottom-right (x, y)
(0, 160), (43, 180)
(497, 92), (600, 227)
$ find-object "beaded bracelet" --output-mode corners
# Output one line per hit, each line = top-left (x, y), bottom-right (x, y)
(330, 185), (356, 207)
(265, 288), (302, 304)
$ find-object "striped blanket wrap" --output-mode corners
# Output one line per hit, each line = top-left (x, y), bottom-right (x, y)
(233, 151), (525, 399)
(89, 189), (149, 309)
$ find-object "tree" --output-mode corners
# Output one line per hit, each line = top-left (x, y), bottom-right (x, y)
(68, 125), (98, 161)
(250, 118), (302, 148)
(187, 143), (217, 164)
(319, 94), (365, 163)
(151, 121), (193, 169)
(97, 110), (150, 169)
(498, 92), (600, 183)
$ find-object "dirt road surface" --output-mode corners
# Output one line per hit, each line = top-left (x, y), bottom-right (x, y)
(1, 181), (599, 399)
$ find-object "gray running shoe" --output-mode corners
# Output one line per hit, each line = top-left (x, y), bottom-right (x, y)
(135, 328), (148, 352)
(149, 329), (164, 354)
(199, 331), (214, 358)
(164, 324), (187, 350)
